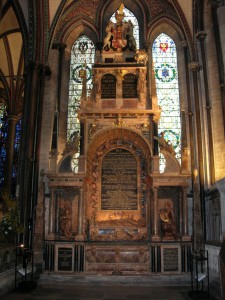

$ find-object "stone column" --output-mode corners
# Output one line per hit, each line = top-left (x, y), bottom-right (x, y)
(18, 63), (51, 247)
(181, 41), (194, 174)
(151, 51), (160, 172)
(50, 43), (66, 171)
(179, 189), (183, 234)
(182, 186), (190, 240)
(152, 187), (160, 241)
(55, 190), (61, 237)
(33, 169), (45, 263)
(180, 42), (190, 174)
(188, 62), (204, 249)
(75, 187), (84, 241)
(196, 31), (215, 185)
(3, 115), (19, 193)
(48, 188), (56, 239)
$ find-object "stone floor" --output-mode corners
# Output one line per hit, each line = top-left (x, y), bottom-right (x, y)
(2, 283), (193, 300)
(1, 274), (216, 300)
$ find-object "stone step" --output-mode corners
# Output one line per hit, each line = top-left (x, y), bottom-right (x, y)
(39, 273), (191, 286)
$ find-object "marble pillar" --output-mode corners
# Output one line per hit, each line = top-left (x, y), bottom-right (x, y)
(152, 187), (160, 241)
(48, 188), (56, 239)
(182, 186), (190, 240)
(75, 187), (84, 241)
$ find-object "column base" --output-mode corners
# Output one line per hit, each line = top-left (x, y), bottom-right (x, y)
(182, 234), (191, 241)
(151, 235), (161, 242)
(75, 234), (85, 241)
(47, 233), (56, 240)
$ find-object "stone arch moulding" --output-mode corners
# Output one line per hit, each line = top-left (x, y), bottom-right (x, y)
(85, 127), (152, 241)
(98, 0), (146, 45)
(147, 17), (195, 61)
(87, 127), (152, 171)
(147, 19), (185, 47)
(54, 17), (99, 45)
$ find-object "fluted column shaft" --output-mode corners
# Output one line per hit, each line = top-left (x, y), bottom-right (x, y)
(188, 62), (204, 249)
(196, 31), (215, 185)
(48, 188), (56, 239)
(76, 187), (84, 241)
(182, 187), (188, 237)
(152, 187), (160, 241)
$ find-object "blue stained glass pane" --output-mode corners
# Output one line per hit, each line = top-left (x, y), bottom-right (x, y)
(0, 105), (21, 194)
(0, 104), (7, 189)
(152, 33), (181, 173)
(12, 119), (22, 194)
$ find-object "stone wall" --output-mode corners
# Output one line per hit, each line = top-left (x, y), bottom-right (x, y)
(205, 244), (222, 299)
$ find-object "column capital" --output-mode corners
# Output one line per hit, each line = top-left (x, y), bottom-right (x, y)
(6, 114), (19, 122)
(196, 31), (207, 41)
(181, 185), (188, 192)
(188, 62), (200, 71)
(180, 40), (188, 48)
(37, 64), (51, 76)
(208, 0), (219, 8)
(142, 42), (151, 51)
(153, 111), (161, 123)
(52, 43), (67, 50)
(25, 61), (38, 74)
(152, 186), (159, 191)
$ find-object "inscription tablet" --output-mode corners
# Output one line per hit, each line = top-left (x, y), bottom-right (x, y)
(58, 248), (72, 271)
(122, 73), (138, 98)
(101, 74), (116, 99)
(101, 148), (138, 210)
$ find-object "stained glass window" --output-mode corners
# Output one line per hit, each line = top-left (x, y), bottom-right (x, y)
(0, 103), (7, 190)
(11, 118), (22, 195)
(68, 35), (95, 172)
(152, 33), (181, 173)
(110, 7), (139, 49)
(0, 104), (22, 194)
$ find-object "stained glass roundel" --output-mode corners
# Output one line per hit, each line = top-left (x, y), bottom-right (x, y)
(155, 63), (177, 82)
(72, 65), (92, 83)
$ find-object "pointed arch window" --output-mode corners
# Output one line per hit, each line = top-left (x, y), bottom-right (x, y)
(110, 7), (139, 49)
(68, 35), (95, 172)
(0, 104), (21, 194)
(152, 33), (181, 172)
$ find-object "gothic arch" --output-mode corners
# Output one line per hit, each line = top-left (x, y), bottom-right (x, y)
(147, 19), (185, 45)
(55, 19), (98, 45)
(99, 0), (146, 46)
(53, 1), (100, 44)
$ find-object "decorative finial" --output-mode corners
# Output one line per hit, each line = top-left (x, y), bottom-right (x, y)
(118, 2), (124, 14)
